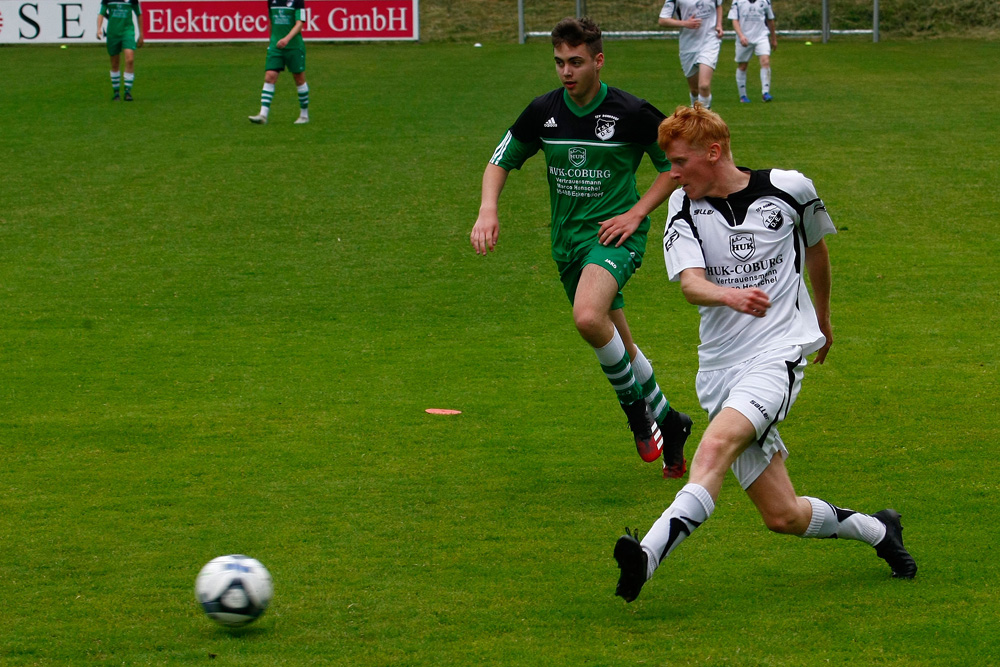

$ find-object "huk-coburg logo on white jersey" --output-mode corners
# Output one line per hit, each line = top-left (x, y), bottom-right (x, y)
(568, 147), (587, 167)
(730, 233), (756, 261)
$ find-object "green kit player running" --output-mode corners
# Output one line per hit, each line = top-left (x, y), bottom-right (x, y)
(249, 0), (310, 125)
(96, 0), (142, 101)
(470, 17), (693, 478)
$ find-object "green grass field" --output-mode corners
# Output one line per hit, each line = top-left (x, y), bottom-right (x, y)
(2, 38), (999, 665)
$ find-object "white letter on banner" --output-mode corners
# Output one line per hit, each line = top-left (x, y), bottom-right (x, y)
(305, 8), (319, 31)
(328, 7), (346, 31)
(219, 15), (233, 32)
(257, 15), (268, 32)
(148, 8), (164, 32)
(385, 8), (406, 31)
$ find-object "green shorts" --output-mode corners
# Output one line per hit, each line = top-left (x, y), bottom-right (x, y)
(265, 47), (306, 74)
(106, 33), (137, 56)
(556, 241), (644, 310)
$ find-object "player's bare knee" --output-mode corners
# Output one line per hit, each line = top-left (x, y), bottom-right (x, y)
(691, 434), (736, 473)
(573, 305), (603, 339)
(762, 512), (799, 534)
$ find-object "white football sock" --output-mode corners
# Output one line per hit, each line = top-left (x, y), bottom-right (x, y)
(802, 497), (886, 545)
(736, 69), (748, 97)
(640, 483), (715, 578)
(760, 67), (771, 94)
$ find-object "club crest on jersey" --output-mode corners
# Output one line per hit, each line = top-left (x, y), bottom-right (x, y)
(594, 114), (618, 141)
(730, 233), (756, 261)
(757, 202), (784, 230)
(569, 147), (587, 167)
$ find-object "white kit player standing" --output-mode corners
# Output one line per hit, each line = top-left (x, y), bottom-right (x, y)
(613, 105), (917, 603)
(729, 0), (777, 102)
(659, 0), (724, 109)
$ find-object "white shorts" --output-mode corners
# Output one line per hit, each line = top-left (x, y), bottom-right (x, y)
(695, 346), (805, 489)
(680, 39), (721, 77)
(735, 35), (771, 62)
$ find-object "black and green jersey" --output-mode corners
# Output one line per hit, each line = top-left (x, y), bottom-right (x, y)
(100, 0), (140, 38)
(490, 82), (670, 263)
(268, 0), (306, 50)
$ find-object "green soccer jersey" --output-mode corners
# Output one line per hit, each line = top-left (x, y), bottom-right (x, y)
(490, 83), (670, 263)
(101, 0), (140, 38)
(269, 0), (306, 50)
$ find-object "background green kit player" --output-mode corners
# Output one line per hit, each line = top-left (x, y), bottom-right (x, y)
(470, 17), (693, 479)
(96, 0), (142, 101)
(249, 0), (310, 125)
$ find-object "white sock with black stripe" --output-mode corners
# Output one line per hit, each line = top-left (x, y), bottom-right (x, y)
(640, 483), (715, 578)
(802, 497), (886, 545)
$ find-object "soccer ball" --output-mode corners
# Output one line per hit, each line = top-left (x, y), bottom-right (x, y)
(195, 555), (273, 627)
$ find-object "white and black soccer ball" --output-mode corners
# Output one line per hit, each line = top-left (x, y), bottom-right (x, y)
(195, 555), (273, 627)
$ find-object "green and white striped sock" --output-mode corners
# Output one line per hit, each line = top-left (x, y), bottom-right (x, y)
(631, 347), (670, 425)
(594, 329), (642, 405)
(259, 82), (275, 116)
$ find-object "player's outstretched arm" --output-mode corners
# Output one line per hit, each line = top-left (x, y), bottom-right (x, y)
(679, 268), (771, 316)
(805, 239), (832, 363)
(599, 171), (676, 247)
(471, 163), (509, 255)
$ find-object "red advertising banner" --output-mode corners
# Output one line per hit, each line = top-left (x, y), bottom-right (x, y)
(143, 0), (419, 42)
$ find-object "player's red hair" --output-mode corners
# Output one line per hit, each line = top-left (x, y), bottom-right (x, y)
(658, 104), (732, 157)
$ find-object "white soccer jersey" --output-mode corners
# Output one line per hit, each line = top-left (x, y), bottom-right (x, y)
(663, 168), (836, 370)
(728, 0), (775, 44)
(660, 0), (723, 56)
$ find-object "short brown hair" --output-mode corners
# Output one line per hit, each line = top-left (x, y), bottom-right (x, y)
(551, 17), (603, 56)
(658, 104), (732, 157)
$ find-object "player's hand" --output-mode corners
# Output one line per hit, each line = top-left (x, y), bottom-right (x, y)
(277, 37), (288, 49)
(812, 317), (833, 364)
(97, 28), (104, 39)
(686, 17), (702, 29)
(771, 38), (778, 50)
(715, 24), (724, 38)
(470, 212), (499, 255)
(598, 211), (642, 248)
(740, 35), (749, 46)
(137, 35), (144, 48)
(725, 287), (771, 317)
